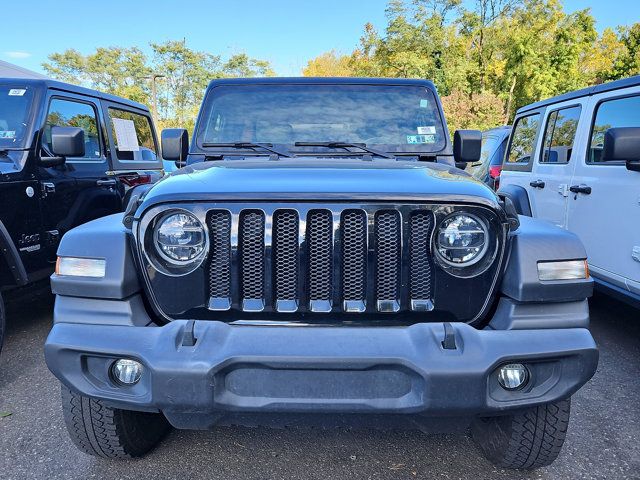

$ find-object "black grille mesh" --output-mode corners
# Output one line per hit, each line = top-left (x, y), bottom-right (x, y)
(273, 210), (299, 300)
(375, 211), (401, 300)
(307, 210), (333, 301)
(409, 211), (434, 299)
(208, 211), (232, 298)
(239, 211), (265, 299)
(341, 210), (367, 301)
(204, 206), (435, 312)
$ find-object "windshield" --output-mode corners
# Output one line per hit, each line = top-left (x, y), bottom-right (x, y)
(0, 85), (35, 149)
(196, 84), (447, 155)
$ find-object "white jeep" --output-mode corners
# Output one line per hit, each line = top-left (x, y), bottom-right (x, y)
(499, 75), (640, 307)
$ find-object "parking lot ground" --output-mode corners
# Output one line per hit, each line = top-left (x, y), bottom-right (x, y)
(0, 292), (639, 480)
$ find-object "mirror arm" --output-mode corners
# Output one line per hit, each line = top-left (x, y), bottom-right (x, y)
(627, 159), (640, 172)
(39, 156), (66, 168)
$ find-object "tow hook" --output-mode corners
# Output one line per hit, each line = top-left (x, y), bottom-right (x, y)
(441, 322), (457, 350)
(181, 320), (197, 347)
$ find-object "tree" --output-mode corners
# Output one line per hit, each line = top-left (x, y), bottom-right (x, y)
(304, 0), (639, 129)
(441, 90), (505, 134)
(43, 47), (152, 104)
(302, 51), (355, 77)
(43, 41), (275, 133)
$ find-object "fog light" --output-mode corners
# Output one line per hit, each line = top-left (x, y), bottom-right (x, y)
(498, 363), (529, 390)
(111, 359), (143, 385)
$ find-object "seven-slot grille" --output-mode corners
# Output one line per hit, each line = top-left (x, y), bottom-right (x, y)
(206, 206), (435, 314)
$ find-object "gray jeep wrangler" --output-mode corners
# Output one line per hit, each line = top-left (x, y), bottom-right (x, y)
(45, 78), (598, 469)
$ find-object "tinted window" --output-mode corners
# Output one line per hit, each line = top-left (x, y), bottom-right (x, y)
(540, 106), (581, 164)
(491, 137), (508, 166)
(197, 84), (447, 154)
(108, 108), (157, 161)
(0, 85), (35, 148)
(470, 133), (501, 179)
(43, 98), (101, 160)
(507, 114), (540, 164)
(589, 95), (640, 164)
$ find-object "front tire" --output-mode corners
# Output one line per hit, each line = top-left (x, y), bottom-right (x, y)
(61, 385), (170, 458)
(471, 398), (571, 470)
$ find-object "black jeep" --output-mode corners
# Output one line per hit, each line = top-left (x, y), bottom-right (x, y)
(45, 78), (597, 469)
(0, 78), (163, 352)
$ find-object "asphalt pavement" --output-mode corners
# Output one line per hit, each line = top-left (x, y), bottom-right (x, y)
(0, 291), (638, 480)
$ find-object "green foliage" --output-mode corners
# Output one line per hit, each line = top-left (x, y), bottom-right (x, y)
(304, 0), (640, 131)
(43, 41), (275, 134)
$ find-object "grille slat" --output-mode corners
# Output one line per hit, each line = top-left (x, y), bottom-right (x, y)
(341, 210), (367, 312)
(207, 211), (232, 311)
(409, 211), (435, 311)
(206, 206), (435, 314)
(239, 211), (266, 311)
(307, 210), (333, 312)
(273, 210), (299, 311)
(375, 211), (401, 312)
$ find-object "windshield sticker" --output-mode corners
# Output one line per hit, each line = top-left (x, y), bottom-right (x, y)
(407, 134), (436, 144)
(0, 131), (16, 139)
(112, 118), (139, 152)
(8, 89), (26, 96)
(419, 99), (430, 108)
(417, 126), (436, 135)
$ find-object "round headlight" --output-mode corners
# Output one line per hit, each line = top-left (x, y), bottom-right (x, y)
(154, 212), (207, 264)
(436, 213), (489, 266)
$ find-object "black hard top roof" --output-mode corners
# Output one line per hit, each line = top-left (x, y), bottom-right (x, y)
(516, 75), (640, 115)
(208, 77), (437, 90)
(0, 77), (149, 111)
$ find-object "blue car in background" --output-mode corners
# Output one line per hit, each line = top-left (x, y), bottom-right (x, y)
(468, 126), (511, 190)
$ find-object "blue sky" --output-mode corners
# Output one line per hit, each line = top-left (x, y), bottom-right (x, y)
(3, 1), (638, 77)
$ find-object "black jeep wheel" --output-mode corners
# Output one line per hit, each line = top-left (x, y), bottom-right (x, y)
(0, 292), (5, 356)
(61, 385), (170, 458)
(471, 398), (571, 470)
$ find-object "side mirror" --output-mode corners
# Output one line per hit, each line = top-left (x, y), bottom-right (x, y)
(453, 130), (482, 164)
(40, 126), (85, 167)
(161, 128), (189, 167)
(52, 126), (85, 157)
(602, 127), (640, 172)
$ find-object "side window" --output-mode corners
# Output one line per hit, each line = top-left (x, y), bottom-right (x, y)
(43, 98), (101, 160)
(589, 94), (640, 164)
(108, 108), (157, 161)
(539, 106), (581, 164)
(506, 113), (541, 165)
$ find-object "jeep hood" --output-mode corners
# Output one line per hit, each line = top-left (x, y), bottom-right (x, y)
(140, 157), (500, 210)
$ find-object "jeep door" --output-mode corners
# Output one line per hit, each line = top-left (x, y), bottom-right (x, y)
(500, 111), (544, 215)
(529, 101), (584, 228)
(567, 88), (640, 297)
(38, 92), (120, 261)
(101, 101), (162, 193)
(0, 82), (47, 283)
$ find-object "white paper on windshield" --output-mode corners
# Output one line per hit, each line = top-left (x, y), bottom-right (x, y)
(8, 89), (26, 96)
(417, 126), (436, 135)
(112, 118), (139, 151)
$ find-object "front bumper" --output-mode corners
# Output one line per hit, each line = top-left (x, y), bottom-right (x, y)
(45, 318), (598, 429)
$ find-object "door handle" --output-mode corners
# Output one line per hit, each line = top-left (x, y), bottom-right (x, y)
(529, 180), (545, 188)
(96, 179), (117, 187)
(569, 184), (591, 195)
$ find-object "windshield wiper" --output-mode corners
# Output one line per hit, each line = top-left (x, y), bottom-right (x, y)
(294, 141), (395, 159)
(201, 142), (291, 158)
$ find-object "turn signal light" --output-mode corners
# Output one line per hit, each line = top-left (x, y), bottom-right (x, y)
(537, 260), (589, 281)
(55, 257), (106, 278)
